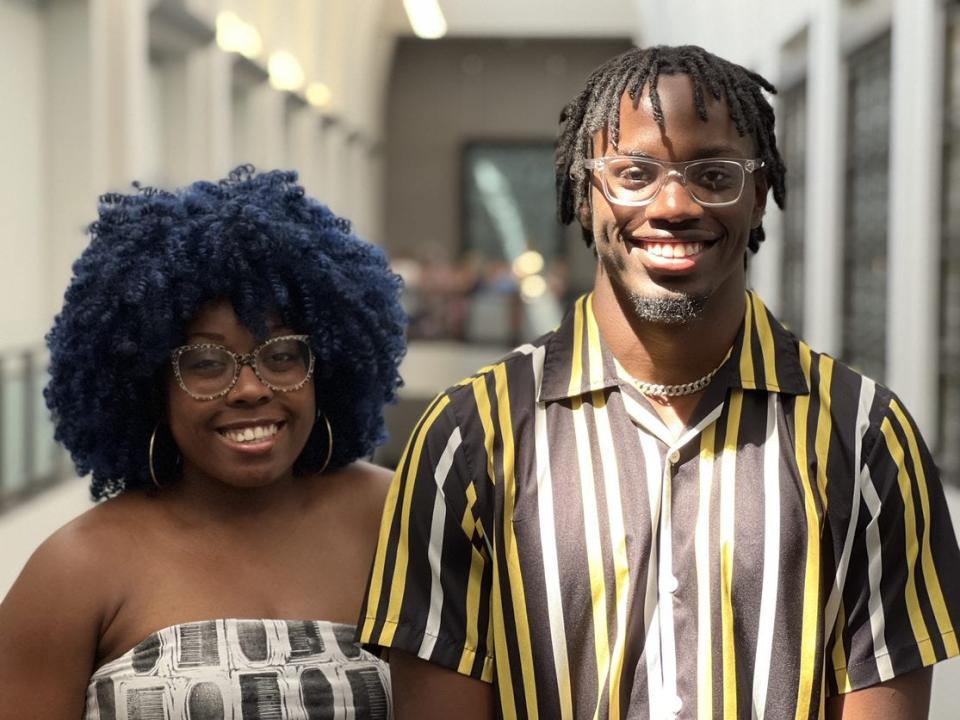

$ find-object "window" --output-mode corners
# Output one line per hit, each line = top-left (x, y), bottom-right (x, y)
(779, 81), (808, 336)
(843, 33), (891, 382)
(940, 7), (960, 486)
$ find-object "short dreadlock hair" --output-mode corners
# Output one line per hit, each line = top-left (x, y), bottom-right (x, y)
(556, 45), (786, 253)
(46, 166), (407, 500)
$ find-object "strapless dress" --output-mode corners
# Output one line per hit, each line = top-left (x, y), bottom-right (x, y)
(84, 619), (391, 719)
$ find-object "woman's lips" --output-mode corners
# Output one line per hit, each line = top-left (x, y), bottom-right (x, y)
(215, 421), (284, 454)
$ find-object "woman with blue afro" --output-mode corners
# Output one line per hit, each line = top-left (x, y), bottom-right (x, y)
(0, 166), (406, 718)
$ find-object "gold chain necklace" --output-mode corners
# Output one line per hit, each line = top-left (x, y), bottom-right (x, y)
(630, 357), (726, 398)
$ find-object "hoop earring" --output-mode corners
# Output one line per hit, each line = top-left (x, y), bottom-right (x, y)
(148, 424), (163, 489)
(318, 412), (333, 475)
(148, 424), (181, 489)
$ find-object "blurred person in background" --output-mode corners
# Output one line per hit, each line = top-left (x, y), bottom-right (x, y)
(359, 45), (960, 719)
(0, 167), (405, 719)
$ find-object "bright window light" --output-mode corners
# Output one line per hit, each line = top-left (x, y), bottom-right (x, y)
(268, 51), (305, 92)
(215, 11), (262, 60)
(403, 0), (447, 39)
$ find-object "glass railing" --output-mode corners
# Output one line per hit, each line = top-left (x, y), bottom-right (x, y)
(0, 345), (70, 513)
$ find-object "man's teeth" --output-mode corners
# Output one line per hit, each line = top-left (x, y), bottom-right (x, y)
(220, 423), (280, 443)
(644, 242), (704, 258)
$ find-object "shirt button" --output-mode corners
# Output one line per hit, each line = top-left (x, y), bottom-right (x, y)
(668, 449), (680, 464)
(664, 575), (679, 593)
(670, 695), (683, 715)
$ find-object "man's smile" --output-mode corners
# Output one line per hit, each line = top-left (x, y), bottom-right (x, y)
(623, 230), (723, 272)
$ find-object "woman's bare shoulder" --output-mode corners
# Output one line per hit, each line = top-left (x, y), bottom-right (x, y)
(14, 490), (164, 595)
(318, 460), (392, 506)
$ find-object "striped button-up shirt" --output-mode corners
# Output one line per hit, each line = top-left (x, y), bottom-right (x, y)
(359, 291), (960, 719)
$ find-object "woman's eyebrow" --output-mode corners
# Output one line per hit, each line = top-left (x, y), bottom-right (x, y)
(186, 332), (226, 342)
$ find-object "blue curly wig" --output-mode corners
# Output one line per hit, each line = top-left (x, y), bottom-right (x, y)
(45, 166), (407, 500)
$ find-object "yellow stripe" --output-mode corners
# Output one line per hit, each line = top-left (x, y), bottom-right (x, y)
(720, 391), (742, 720)
(567, 299), (609, 717)
(592, 395), (630, 720)
(491, 544), (517, 718)
(567, 296), (587, 397)
(361, 395), (449, 640)
(793, 342), (820, 720)
(585, 294), (603, 387)
(879, 415), (936, 665)
(586, 293), (628, 718)
(738, 291), (756, 387)
(494, 363), (540, 717)
(461, 482), (478, 537)
(890, 400), (960, 657)
(378, 396), (452, 646)
(696, 424), (717, 720)
(473, 375), (498, 487)
(751, 292), (781, 391)
(830, 601), (852, 693)
(813, 355), (834, 513)
(573, 393), (610, 720)
(458, 543), (488, 675)
(472, 375), (518, 717)
(484, 583), (496, 684)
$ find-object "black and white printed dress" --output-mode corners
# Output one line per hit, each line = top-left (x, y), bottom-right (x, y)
(84, 619), (391, 719)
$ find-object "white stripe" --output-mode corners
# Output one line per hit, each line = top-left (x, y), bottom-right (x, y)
(658, 449), (678, 712)
(823, 380), (875, 648)
(620, 391), (674, 446)
(751, 395), (781, 720)
(694, 428), (715, 720)
(417, 426), (463, 659)
(862, 422), (895, 682)
(531, 345), (575, 717)
(640, 431), (664, 711)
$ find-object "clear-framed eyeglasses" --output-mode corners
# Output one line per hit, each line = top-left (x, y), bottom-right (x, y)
(581, 156), (765, 208)
(171, 334), (315, 400)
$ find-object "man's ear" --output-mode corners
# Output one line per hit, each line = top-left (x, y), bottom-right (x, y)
(577, 199), (592, 231)
(751, 173), (769, 229)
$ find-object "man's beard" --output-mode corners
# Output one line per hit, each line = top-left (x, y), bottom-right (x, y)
(627, 291), (707, 324)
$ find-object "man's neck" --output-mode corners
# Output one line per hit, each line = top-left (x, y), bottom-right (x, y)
(590, 278), (745, 390)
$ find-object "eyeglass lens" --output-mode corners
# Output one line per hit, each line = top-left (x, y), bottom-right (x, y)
(177, 337), (312, 396)
(603, 159), (746, 205)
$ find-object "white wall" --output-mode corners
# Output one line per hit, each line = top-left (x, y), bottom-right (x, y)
(0, 0), (47, 349)
(0, 479), (92, 599)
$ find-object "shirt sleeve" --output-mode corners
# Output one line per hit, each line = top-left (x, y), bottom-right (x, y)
(357, 390), (495, 682)
(827, 388), (960, 694)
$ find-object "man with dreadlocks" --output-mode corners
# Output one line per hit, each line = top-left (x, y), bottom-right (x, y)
(360, 45), (960, 719)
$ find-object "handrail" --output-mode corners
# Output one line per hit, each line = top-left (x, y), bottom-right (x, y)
(0, 345), (71, 514)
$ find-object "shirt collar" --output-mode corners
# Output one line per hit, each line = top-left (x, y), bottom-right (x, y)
(537, 290), (809, 403)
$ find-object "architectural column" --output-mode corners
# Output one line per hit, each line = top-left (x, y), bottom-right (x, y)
(184, 44), (233, 180)
(243, 81), (286, 170)
(803, 0), (845, 355)
(320, 117), (346, 216)
(286, 103), (322, 196)
(886, 0), (946, 438)
(89, 0), (150, 190)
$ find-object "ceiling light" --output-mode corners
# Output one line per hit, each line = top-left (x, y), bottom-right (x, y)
(512, 250), (545, 278)
(403, 0), (447, 39)
(215, 11), (262, 59)
(520, 274), (548, 302)
(306, 82), (332, 109)
(268, 51), (305, 92)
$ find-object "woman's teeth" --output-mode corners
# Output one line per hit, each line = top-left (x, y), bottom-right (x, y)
(644, 242), (704, 258)
(220, 424), (279, 444)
